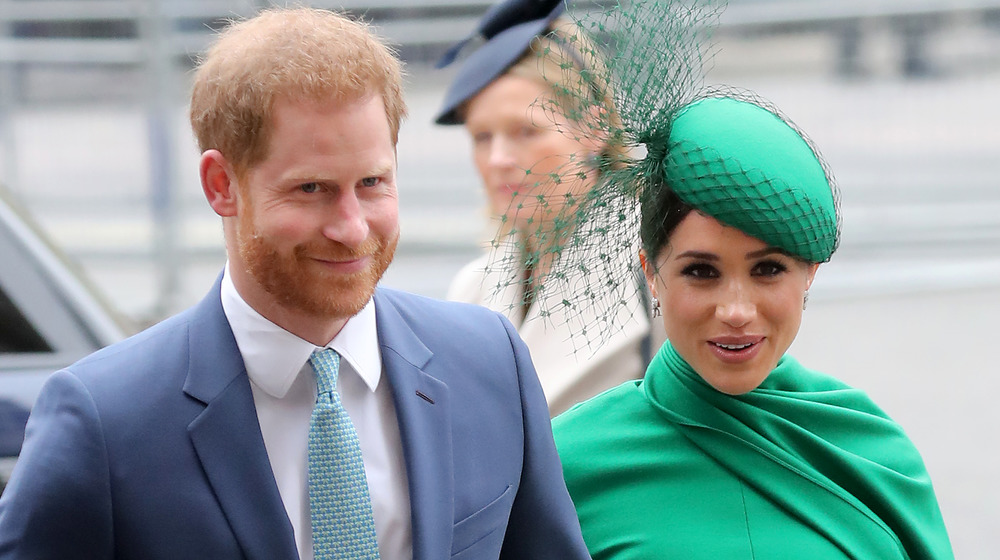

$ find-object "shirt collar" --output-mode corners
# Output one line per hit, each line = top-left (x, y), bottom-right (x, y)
(220, 263), (383, 398)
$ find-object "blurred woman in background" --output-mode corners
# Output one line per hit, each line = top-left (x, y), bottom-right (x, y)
(435, 0), (661, 415)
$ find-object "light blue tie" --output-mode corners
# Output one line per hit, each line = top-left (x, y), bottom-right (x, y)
(308, 348), (380, 559)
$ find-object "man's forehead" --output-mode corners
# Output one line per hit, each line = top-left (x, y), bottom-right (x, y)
(271, 91), (383, 113)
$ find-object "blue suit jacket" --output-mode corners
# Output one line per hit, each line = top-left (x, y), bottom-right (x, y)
(0, 279), (590, 559)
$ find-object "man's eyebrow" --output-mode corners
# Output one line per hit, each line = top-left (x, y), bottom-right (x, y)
(367, 160), (395, 176)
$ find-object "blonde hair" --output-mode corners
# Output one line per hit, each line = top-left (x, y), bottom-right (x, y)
(190, 7), (407, 178)
(504, 16), (627, 167)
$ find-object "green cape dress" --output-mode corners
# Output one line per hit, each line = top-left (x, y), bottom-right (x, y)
(553, 342), (953, 559)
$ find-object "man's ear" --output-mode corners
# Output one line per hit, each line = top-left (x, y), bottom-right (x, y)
(200, 150), (239, 217)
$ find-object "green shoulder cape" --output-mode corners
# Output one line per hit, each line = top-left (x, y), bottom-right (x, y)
(555, 342), (953, 559)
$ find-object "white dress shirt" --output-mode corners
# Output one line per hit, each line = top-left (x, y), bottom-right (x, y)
(220, 266), (412, 559)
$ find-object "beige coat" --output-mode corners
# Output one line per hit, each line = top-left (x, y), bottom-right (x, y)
(447, 247), (664, 416)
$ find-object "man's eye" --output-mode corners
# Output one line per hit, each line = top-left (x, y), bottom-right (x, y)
(360, 177), (380, 187)
(300, 183), (320, 193)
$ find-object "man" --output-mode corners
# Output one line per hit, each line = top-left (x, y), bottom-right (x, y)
(0, 8), (589, 559)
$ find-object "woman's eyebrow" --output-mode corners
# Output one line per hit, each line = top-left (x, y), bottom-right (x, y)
(745, 247), (789, 259)
(676, 250), (717, 261)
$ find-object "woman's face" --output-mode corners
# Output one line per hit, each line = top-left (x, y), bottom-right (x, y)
(642, 212), (819, 395)
(463, 73), (600, 231)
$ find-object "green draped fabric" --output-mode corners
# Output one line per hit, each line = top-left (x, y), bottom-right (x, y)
(553, 342), (953, 560)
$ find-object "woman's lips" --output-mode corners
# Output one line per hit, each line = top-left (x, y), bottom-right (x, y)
(707, 336), (765, 364)
(494, 182), (523, 196)
(490, 183), (527, 212)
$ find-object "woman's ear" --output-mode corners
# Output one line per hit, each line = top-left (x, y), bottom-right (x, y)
(200, 150), (239, 218)
(805, 263), (820, 290)
(639, 249), (657, 299)
(587, 105), (612, 149)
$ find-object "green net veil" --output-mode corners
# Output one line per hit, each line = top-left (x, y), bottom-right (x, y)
(482, 0), (840, 353)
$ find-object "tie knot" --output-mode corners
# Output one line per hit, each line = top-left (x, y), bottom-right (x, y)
(309, 348), (340, 397)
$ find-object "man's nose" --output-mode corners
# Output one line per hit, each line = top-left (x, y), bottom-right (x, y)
(321, 192), (369, 248)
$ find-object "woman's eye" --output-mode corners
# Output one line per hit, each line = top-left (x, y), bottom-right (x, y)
(300, 182), (320, 193)
(360, 177), (380, 187)
(752, 260), (788, 277)
(681, 263), (718, 279)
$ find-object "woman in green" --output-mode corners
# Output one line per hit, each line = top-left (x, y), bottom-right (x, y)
(503, 2), (955, 558)
(551, 94), (954, 559)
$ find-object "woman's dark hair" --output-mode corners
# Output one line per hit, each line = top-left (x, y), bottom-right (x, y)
(640, 185), (694, 262)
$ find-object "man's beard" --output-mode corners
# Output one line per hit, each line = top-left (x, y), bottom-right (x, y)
(237, 217), (398, 322)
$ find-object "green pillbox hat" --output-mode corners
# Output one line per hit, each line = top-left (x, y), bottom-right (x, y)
(662, 97), (840, 262)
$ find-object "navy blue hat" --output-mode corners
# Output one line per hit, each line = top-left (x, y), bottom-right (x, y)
(434, 0), (566, 125)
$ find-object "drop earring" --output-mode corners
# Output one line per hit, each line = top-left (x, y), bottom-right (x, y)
(802, 290), (809, 310)
(651, 297), (661, 317)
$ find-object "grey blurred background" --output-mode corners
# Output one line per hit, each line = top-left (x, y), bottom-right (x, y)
(2, 0), (999, 556)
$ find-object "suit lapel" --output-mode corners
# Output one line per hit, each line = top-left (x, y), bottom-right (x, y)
(183, 279), (299, 560)
(373, 291), (454, 560)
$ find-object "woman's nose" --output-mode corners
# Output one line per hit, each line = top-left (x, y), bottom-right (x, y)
(488, 136), (517, 168)
(716, 283), (756, 328)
